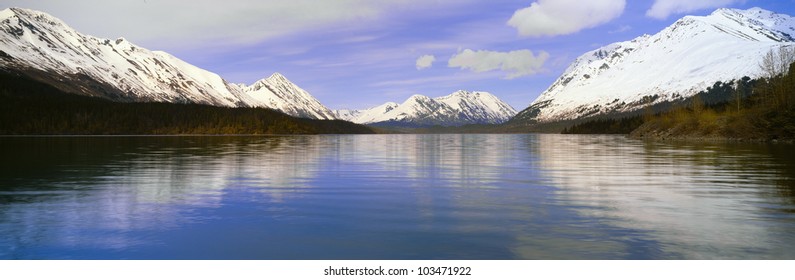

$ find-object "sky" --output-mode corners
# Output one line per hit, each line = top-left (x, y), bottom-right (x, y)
(1, 0), (795, 110)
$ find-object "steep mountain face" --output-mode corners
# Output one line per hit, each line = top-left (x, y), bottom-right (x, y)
(0, 7), (336, 120)
(243, 73), (337, 119)
(512, 7), (795, 124)
(339, 90), (517, 126)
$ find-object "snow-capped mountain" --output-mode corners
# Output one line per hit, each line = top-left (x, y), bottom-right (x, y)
(0, 7), (336, 120)
(512, 7), (795, 123)
(243, 73), (337, 119)
(338, 90), (517, 126)
(332, 109), (366, 122)
(336, 102), (400, 123)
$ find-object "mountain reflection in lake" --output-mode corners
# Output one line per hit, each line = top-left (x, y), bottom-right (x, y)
(1, 135), (793, 259)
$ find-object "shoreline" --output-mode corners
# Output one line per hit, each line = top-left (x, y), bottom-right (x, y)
(628, 130), (795, 144)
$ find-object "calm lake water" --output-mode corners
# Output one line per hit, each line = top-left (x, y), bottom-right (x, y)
(1, 134), (794, 259)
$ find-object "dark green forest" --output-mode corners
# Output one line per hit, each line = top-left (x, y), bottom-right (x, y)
(561, 116), (645, 134)
(0, 71), (375, 135)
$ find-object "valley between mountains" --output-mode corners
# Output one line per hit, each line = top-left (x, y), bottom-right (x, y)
(1, 7), (794, 138)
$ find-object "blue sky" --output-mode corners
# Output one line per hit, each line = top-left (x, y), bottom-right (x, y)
(2, 0), (795, 110)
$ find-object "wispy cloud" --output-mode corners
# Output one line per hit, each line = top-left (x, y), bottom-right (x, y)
(336, 35), (381, 44)
(368, 71), (500, 88)
(646, 0), (744, 19)
(2, 0), (469, 49)
(609, 25), (632, 34)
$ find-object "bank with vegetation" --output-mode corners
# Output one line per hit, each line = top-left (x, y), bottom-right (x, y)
(564, 50), (795, 142)
(0, 71), (375, 135)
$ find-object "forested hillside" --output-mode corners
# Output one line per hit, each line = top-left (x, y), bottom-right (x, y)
(0, 71), (375, 135)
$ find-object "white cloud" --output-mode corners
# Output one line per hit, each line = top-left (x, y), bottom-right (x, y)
(507, 0), (626, 37)
(1, 0), (466, 49)
(415, 55), (436, 70)
(646, 0), (743, 19)
(448, 49), (549, 79)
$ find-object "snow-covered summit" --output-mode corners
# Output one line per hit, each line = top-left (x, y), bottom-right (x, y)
(242, 72), (337, 120)
(513, 7), (795, 123)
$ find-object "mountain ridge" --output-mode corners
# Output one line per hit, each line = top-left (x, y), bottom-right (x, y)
(336, 90), (517, 127)
(512, 7), (795, 124)
(0, 7), (337, 120)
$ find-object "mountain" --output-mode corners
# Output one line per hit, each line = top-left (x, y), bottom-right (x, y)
(335, 102), (399, 123)
(332, 109), (366, 122)
(512, 7), (795, 124)
(338, 90), (517, 127)
(0, 70), (375, 135)
(0, 7), (335, 120)
(242, 73), (337, 119)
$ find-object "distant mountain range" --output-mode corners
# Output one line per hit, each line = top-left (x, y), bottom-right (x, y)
(6, 7), (793, 130)
(0, 7), (519, 127)
(0, 7), (518, 126)
(511, 7), (795, 125)
(334, 90), (517, 127)
(0, 7), (336, 120)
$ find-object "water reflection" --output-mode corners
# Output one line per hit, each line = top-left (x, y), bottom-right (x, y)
(0, 135), (794, 259)
(535, 135), (795, 259)
(0, 136), (330, 258)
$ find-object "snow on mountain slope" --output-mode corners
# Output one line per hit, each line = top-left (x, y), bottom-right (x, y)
(243, 73), (337, 119)
(0, 8), (251, 106)
(513, 7), (795, 123)
(332, 109), (361, 122)
(343, 91), (517, 126)
(435, 90), (517, 123)
(344, 102), (400, 123)
(0, 7), (336, 120)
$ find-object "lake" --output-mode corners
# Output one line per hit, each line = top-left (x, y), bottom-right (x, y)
(1, 134), (794, 259)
